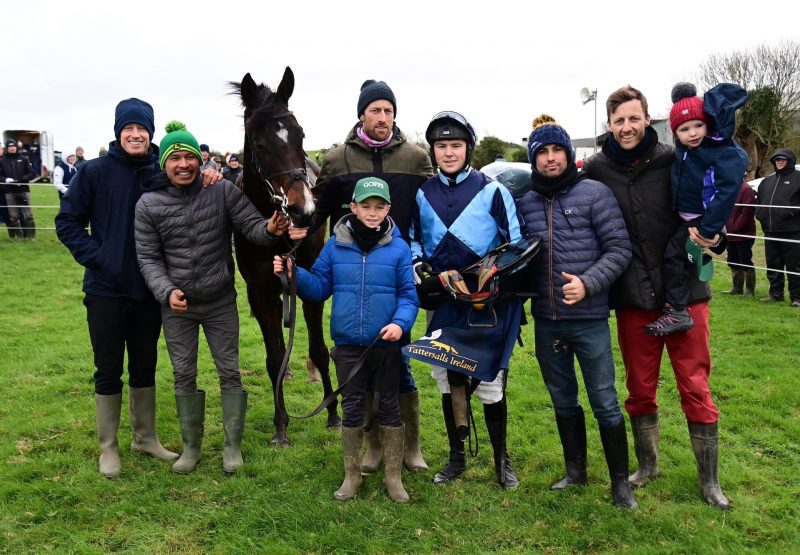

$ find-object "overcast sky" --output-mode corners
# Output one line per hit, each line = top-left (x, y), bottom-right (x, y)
(3, 0), (798, 160)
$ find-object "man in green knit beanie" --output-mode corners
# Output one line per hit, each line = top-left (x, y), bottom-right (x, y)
(135, 121), (291, 475)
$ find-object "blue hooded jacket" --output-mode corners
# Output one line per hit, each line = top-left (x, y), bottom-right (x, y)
(296, 215), (419, 347)
(671, 83), (749, 239)
(56, 141), (161, 299)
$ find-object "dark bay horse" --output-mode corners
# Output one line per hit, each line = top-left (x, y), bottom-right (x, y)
(231, 67), (340, 445)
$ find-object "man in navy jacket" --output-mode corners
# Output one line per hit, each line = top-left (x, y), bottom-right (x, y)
(56, 99), (222, 478)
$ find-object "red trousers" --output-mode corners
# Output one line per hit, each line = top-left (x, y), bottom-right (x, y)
(616, 302), (719, 424)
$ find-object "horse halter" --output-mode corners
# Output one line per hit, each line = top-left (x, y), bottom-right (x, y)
(246, 110), (312, 219)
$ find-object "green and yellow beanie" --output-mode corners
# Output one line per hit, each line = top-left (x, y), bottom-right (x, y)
(159, 120), (202, 168)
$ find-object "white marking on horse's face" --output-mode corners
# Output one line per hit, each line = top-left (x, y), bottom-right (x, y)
(303, 187), (316, 215)
(276, 122), (289, 144)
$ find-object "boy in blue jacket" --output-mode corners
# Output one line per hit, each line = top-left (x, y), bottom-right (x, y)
(273, 176), (418, 503)
(646, 82), (749, 335)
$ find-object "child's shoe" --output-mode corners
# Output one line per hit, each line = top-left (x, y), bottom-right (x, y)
(645, 304), (694, 335)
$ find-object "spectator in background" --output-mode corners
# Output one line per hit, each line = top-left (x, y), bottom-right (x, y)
(755, 149), (800, 306)
(200, 144), (217, 172)
(75, 146), (89, 168)
(0, 144), (9, 235)
(28, 138), (42, 176)
(0, 139), (37, 239)
(99, 147), (108, 157)
(222, 154), (242, 183)
(53, 152), (78, 199)
(723, 179), (757, 297)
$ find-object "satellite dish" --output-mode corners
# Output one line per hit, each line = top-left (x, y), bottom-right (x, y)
(580, 87), (591, 102)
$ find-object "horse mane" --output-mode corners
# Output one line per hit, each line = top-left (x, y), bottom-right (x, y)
(227, 79), (286, 134)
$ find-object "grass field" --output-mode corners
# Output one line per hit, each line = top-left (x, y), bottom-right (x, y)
(1, 185), (799, 553)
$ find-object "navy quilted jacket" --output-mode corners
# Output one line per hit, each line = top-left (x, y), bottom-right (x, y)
(516, 176), (631, 320)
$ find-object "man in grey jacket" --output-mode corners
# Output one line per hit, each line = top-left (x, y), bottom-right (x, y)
(134, 121), (289, 475)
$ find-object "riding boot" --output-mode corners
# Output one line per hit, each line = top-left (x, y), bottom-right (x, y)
(95, 393), (122, 478)
(598, 419), (638, 509)
(629, 413), (659, 487)
(22, 218), (36, 239)
(221, 390), (247, 475)
(172, 391), (205, 474)
(382, 425), (410, 503)
(743, 269), (756, 298)
(723, 270), (744, 295)
(550, 411), (588, 490)
(334, 426), (364, 501)
(484, 399), (519, 490)
(360, 391), (382, 474)
(399, 390), (428, 472)
(688, 422), (731, 509)
(129, 386), (179, 461)
(433, 394), (466, 484)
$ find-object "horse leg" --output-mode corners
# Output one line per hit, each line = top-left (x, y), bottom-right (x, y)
(302, 300), (340, 428)
(276, 297), (293, 381)
(306, 358), (320, 383)
(247, 282), (291, 446)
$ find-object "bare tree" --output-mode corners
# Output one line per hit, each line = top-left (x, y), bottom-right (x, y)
(698, 40), (800, 177)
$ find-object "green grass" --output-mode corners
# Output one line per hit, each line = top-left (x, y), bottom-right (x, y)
(1, 186), (799, 553)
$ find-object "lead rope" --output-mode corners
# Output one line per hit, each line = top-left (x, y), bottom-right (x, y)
(275, 242), (382, 420)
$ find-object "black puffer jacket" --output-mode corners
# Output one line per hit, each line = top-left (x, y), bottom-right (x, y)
(755, 148), (800, 233)
(0, 152), (36, 193)
(134, 173), (281, 305)
(584, 130), (711, 310)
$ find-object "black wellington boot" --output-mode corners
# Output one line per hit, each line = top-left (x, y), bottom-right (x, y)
(484, 398), (519, 490)
(723, 270), (744, 295)
(550, 411), (588, 490)
(599, 419), (638, 509)
(688, 422), (731, 510)
(432, 394), (466, 484)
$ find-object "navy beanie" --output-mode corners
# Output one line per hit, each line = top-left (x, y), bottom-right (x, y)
(527, 114), (574, 166)
(114, 98), (155, 140)
(357, 80), (397, 117)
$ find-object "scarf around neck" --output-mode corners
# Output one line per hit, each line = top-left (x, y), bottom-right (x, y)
(347, 214), (390, 253)
(604, 126), (657, 165)
(530, 163), (580, 198)
(356, 124), (394, 149)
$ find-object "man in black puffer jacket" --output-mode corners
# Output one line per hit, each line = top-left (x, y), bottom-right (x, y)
(0, 139), (36, 238)
(755, 148), (800, 305)
(135, 121), (289, 475)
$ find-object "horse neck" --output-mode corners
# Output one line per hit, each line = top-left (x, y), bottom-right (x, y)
(241, 143), (277, 217)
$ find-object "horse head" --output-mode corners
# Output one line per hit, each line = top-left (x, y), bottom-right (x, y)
(232, 67), (315, 227)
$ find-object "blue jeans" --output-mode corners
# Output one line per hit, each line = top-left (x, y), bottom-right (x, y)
(534, 318), (622, 427)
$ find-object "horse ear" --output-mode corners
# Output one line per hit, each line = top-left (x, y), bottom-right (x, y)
(277, 66), (295, 104)
(240, 73), (259, 108)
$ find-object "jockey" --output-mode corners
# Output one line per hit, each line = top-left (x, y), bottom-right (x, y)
(410, 111), (525, 489)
